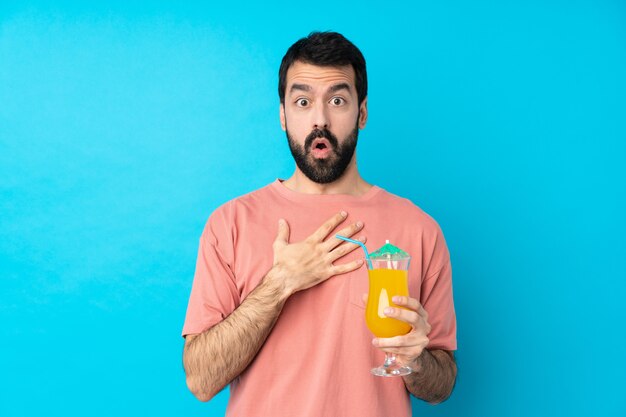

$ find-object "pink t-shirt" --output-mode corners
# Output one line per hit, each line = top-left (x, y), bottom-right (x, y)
(183, 179), (457, 417)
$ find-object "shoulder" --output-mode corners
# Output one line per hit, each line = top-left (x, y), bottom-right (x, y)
(376, 188), (443, 236)
(376, 188), (451, 273)
(201, 182), (275, 238)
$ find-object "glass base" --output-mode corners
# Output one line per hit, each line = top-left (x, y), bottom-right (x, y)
(370, 364), (413, 377)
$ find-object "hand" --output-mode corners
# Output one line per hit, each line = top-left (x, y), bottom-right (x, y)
(270, 211), (367, 295)
(364, 294), (432, 370)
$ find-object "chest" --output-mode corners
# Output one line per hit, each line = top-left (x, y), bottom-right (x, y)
(230, 205), (429, 303)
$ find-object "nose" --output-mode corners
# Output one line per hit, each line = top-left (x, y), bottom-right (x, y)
(311, 102), (329, 130)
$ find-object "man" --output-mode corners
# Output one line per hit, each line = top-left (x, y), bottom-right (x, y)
(182, 31), (457, 417)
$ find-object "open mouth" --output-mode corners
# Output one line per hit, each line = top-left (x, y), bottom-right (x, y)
(310, 138), (332, 158)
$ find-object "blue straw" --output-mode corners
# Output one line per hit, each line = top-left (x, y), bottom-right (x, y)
(335, 235), (373, 269)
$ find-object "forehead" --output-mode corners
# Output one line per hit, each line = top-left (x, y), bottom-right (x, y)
(285, 61), (356, 93)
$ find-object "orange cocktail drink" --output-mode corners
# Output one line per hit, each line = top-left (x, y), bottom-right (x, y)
(365, 240), (413, 377)
(365, 269), (411, 338)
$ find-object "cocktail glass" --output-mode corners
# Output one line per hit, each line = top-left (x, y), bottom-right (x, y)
(365, 240), (413, 377)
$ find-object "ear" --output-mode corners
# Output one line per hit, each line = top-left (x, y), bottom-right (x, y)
(358, 97), (368, 129)
(279, 103), (286, 131)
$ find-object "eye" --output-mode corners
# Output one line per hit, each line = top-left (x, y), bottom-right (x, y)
(330, 97), (345, 106)
(296, 98), (310, 107)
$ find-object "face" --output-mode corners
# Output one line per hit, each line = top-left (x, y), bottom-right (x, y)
(280, 61), (368, 184)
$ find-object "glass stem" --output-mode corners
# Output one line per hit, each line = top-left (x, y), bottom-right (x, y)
(384, 353), (397, 368)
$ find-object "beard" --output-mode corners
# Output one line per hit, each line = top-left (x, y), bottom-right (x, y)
(286, 122), (359, 184)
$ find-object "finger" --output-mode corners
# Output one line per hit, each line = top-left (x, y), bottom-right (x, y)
(329, 236), (367, 261)
(273, 219), (290, 248)
(308, 211), (347, 243)
(377, 346), (426, 358)
(394, 297), (429, 322)
(382, 306), (421, 327)
(323, 220), (364, 251)
(330, 258), (364, 275)
(391, 296), (429, 322)
(373, 333), (428, 349)
(419, 304), (429, 321)
(391, 296), (421, 313)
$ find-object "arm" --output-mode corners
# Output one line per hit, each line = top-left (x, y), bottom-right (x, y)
(402, 349), (457, 404)
(372, 296), (457, 404)
(183, 269), (290, 401)
(183, 211), (366, 401)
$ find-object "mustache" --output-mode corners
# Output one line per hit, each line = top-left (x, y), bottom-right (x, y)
(304, 128), (339, 150)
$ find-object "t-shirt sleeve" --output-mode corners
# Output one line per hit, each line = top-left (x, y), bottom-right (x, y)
(420, 227), (457, 351)
(181, 206), (240, 337)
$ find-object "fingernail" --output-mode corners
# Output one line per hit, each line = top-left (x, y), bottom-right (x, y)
(372, 338), (379, 346)
(384, 307), (394, 315)
(358, 236), (366, 242)
(340, 210), (347, 217)
(357, 259), (364, 265)
(356, 221), (363, 228)
(278, 219), (284, 225)
(392, 296), (401, 303)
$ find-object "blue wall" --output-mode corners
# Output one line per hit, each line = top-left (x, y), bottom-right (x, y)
(1, 1), (624, 416)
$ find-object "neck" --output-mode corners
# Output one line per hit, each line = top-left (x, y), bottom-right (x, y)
(282, 155), (372, 196)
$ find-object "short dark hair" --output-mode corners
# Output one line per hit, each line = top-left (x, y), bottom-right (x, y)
(278, 31), (367, 106)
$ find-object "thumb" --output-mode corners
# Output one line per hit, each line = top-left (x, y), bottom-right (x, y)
(274, 218), (290, 246)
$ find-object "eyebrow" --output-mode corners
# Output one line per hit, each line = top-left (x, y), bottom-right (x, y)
(289, 83), (312, 94)
(328, 83), (351, 94)
(288, 82), (352, 95)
